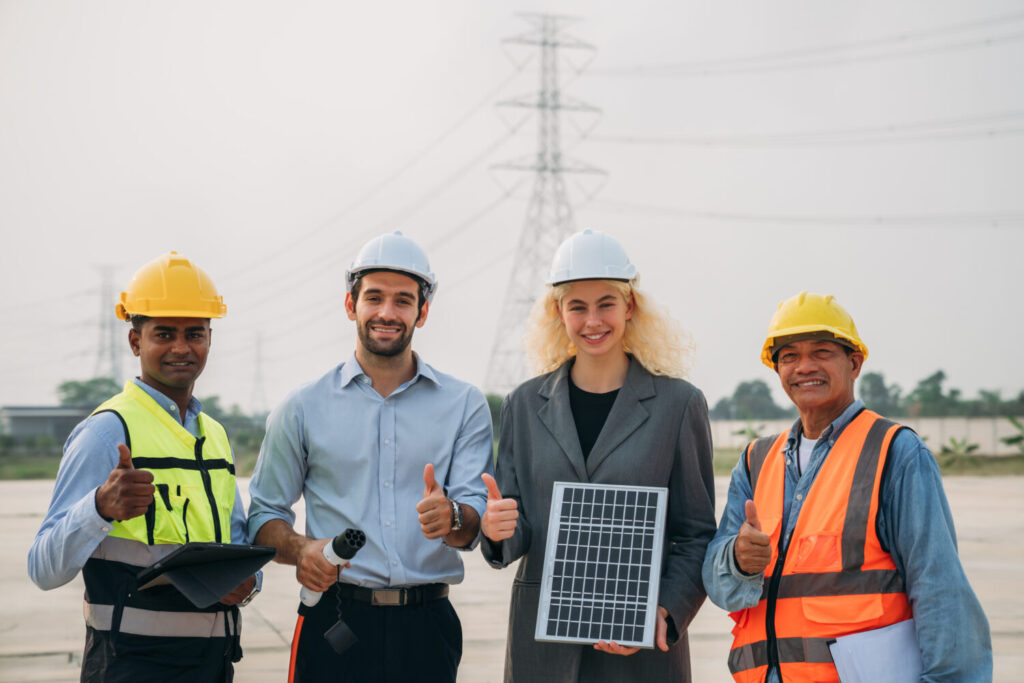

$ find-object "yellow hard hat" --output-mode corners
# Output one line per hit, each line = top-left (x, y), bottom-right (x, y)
(760, 291), (867, 368)
(115, 251), (226, 321)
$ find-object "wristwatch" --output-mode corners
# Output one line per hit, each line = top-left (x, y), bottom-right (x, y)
(449, 498), (463, 532)
(239, 570), (263, 607)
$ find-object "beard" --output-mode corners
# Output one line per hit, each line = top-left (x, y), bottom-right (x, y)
(357, 317), (415, 357)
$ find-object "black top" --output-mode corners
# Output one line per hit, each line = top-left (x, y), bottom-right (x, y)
(567, 375), (620, 461)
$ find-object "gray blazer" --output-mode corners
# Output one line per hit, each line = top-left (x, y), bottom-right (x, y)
(482, 358), (716, 683)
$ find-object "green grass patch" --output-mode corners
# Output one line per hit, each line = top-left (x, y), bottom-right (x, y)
(0, 453), (64, 480)
(714, 448), (743, 476)
(2, 448), (1024, 480)
(935, 454), (1024, 476)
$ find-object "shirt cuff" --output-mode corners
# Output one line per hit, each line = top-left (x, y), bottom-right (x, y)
(67, 487), (116, 569)
(83, 486), (117, 535)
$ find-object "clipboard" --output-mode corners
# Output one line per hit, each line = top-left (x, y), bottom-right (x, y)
(828, 618), (922, 683)
(136, 542), (276, 608)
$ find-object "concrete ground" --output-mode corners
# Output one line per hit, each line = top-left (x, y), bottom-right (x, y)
(3, 476), (1020, 682)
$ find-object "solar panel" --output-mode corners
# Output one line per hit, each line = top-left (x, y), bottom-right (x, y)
(535, 482), (668, 648)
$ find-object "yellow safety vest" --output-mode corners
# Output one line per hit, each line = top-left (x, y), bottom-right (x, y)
(92, 381), (235, 545)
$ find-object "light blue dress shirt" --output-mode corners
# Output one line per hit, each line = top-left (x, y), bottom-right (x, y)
(702, 400), (992, 682)
(28, 379), (250, 591)
(247, 353), (494, 589)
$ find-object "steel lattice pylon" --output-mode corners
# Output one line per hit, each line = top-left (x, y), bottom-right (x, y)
(484, 14), (604, 395)
(95, 265), (122, 384)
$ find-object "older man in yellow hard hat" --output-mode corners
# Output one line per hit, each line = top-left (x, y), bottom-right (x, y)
(702, 292), (991, 682)
(28, 252), (261, 682)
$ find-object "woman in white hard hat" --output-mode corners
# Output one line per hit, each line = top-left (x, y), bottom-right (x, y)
(480, 229), (716, 682)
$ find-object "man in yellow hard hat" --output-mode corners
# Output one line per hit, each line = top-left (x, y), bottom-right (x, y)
(702, 292), (991, 682)
(28, 252), (261, 682)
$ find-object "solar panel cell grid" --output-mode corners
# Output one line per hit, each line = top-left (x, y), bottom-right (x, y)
(535, 482), (668, 648)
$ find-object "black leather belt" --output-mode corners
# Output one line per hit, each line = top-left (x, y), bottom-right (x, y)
(332, 582), (449, 607)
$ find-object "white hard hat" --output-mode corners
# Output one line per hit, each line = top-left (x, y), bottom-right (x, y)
(546, 229), (638, 285)
(346, 231), (438, 302)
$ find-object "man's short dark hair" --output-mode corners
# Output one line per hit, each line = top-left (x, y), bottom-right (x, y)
(350, 269), (429, 318)
(127, 314), (212, 332)
(128, 314), (151, 333)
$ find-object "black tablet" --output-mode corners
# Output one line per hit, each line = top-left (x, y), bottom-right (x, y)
(136, 542), (276, 608)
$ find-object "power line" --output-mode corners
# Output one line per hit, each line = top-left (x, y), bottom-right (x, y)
(444, 248), (516, 290)
(221, 62), (533, 287)
(592, 110), (1024, 148)
(0, 289), (94, 315)
(223, 123), (528, 307)
(591, 18), (1024, 77)
(588, 198), (1024, 228)
(369, 125), (527, 235)
(214, 179), (530, 350)
(425, 176), (529, 252)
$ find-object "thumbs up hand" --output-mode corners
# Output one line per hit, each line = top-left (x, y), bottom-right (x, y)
(417, 463), (452, 539)
(734, 499), (772, 575)
(480, 473), (518, 543)
(95, 444), (156, 522)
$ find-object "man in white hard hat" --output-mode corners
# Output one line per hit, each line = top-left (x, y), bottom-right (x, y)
(702, 292), (991, 682)
(248, 231), (493, 682)
(28, 252), (261, 682)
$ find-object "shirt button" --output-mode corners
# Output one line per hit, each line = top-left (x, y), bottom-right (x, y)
(383, 481), (391, 488)
(391, 560), (398, 566)
(169, 404), (177, 411)
(796, 493), (803, 501)
(385, 521), (392, 527)
(384, 439), (390, 445)
(786, 459), (791, 465)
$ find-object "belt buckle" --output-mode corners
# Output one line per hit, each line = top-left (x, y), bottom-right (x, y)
(371, 589), (405, 607)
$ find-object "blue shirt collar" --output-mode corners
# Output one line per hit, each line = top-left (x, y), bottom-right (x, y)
(786, 398), (865, 448)
(131, 377), (202, 422)
(338, 352), (441, 389)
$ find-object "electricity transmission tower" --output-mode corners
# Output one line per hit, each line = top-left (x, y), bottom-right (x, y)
(484, 14), (605, 395)
(94, 266), (122, 384)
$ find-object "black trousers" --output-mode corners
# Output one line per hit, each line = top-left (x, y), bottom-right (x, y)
(289, 585), (462, 683)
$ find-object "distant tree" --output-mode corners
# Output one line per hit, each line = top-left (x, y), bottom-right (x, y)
(858, 372), (902, 416)
(57, 377), (120, 408)
(712, 379), (792, 420)
(486, 393), (504, 440)
(734, 380), (792, 420)
(709, 396), (733, 420)
(199, 395), (227, 421)
(973, 389), (1004, 417)
(905, 370), (956, 417)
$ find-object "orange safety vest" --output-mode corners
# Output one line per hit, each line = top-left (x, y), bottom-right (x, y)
(728, 409), (913, 683)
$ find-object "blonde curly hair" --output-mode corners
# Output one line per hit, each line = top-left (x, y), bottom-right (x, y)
(523, 279), (694, 379)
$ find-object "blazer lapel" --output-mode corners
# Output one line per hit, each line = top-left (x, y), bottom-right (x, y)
(537, 363), (589, 482)
(586, 359), (655, 476)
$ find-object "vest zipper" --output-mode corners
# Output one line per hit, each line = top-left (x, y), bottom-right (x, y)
(182, 499), (191, 544)
(765, 534), (791, 675)
(193, 436), (223, 543)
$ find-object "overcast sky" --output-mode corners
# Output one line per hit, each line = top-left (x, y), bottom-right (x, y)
(2, 0), (1022, 413)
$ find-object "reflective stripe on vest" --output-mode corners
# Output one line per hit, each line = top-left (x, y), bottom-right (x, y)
(728, 410), (913, 683)
(85, 602), (240, 638)
(728, 636), (834, 673)
(90, 535), (180, 566)
(91, 381), (235, 546)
